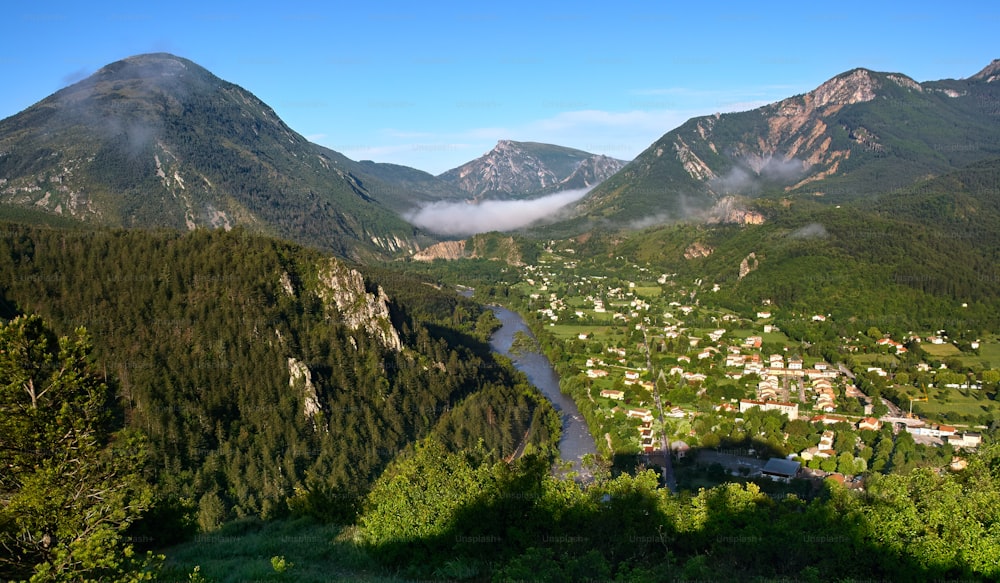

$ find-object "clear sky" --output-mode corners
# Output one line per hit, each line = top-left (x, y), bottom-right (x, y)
(0, 0), (996, 175)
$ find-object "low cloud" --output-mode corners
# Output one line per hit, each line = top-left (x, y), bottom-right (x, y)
(405, 188), (592, 236)
(711, 155), (807, 195)
(628, 213), (673, 230)
(789, 222), (829, 239)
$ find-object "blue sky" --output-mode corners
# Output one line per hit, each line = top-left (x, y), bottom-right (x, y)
(1, 0), (996, 174)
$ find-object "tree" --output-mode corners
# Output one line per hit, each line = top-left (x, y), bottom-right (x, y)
(0, 316), (158, 581)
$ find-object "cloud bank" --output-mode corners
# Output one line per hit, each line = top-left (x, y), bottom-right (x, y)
(405, 188), (591, 236)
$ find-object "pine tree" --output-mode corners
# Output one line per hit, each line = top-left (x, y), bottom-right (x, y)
(0, 316), (158, 581)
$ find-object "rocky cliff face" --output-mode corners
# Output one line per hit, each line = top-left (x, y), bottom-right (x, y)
(739, 252), (759, 280)
(288, 357), (322, 422)
(315, 258), (402, 351)
(438, 140), (627, 199)
(684, 242), (714, 260)
(411, 234), (523, 265)
(412, 240), (468, 261)
(706, 196), (766, 225)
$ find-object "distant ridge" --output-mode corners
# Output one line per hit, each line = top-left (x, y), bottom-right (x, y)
(438, 139), (627, 200)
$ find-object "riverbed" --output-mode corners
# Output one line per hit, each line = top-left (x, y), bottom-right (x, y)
(485, 304), (598, 480)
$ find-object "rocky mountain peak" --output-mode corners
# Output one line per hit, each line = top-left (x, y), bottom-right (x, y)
(970, 59), (1000, 83)
(810, 69), (880, 108)
(438, 140), (627, 198)
(0, 52), (424, 258)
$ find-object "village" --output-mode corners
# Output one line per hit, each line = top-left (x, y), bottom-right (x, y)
(505, 243), (997, 487)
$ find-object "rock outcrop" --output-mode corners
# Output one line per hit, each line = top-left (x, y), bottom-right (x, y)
(684, 242), (714, 260)
(706, 196), (766, 225)
(739, 252), (759, 280)
(412, 240), (468, 261)
(411, 234), (523, 265)
(288, 357), (322, 421)
(315, 259), (402, 351)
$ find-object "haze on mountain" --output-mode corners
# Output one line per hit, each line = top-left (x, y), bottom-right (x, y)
(560, 59), (1000, 231)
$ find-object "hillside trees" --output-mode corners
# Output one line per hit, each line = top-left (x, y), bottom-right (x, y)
(0, 225), (553, 533)
(0, 316), (157, 581)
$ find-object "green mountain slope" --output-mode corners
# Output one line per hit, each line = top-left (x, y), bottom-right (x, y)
(572, 61), (1000, 226)
(602, 158), (1000, 332)
(351, 159), (469, 212)
(0, 53), (437, 259)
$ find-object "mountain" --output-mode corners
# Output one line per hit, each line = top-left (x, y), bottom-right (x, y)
(0, 53), (439, 259)
(572, 61), (1000, 226)
(438, 140), (628, 199)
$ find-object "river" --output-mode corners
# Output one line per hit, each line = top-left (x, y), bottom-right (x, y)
(485, 303), (598, 481)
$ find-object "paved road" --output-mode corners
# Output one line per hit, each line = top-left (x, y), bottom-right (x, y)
(643, 327), (676, 492)
(882, 398), (905, 418)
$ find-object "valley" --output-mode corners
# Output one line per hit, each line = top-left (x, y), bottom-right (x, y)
(1, 50), (999, 582)
(460, 240), (995, 483)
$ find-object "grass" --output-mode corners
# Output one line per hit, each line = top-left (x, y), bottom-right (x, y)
(912, 387), (999, 422)
(550, 324), (614, 341)
(632, 285), (662, 298)
(960, 342), (1000, 369)
(156, 517), (406, 583)
(978, 342), (1000, 365)
(852, 353), (900, 366)
(726, 328), (790, 344)
(921, 342), (962, 358)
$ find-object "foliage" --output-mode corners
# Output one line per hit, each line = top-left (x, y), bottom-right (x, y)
(0, 316), (159, 581)
(353, 441), (1000, 581)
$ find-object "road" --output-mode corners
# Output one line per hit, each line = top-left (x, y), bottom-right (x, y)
(643, 327), (677, 492)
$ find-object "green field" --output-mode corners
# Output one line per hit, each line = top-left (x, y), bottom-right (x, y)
(727, 328), (790, 344)
(632, 285), (662, 298)
(963, 342), (1000, 368)
(921, 342), (962, 358)
(853, 353), (900, 366)
(912, 386), (999, 422)
(550, 324), (614, 341)
(979, 342), (1000, 363)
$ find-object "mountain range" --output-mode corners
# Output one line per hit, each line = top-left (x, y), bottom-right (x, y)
(0, 54), (629, 258)
(570, 60), (1000, 227)
(1, 53), (999, 252)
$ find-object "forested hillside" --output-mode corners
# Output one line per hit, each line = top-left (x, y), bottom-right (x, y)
(0, 225), (558, 557)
